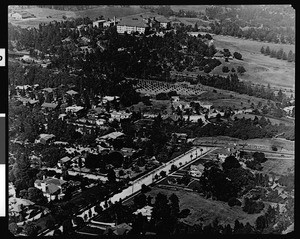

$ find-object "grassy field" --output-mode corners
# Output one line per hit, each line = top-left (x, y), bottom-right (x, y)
(8, 6), (148, 28)
(8, 6), (76, 28)
(212, 35), (295, 91)
(145, 187), (265, 227)
(261, 153), (294, 176)
(193, 136), (294, 153)
(75, 6), (148, 19)
(170, 5), (208, 13)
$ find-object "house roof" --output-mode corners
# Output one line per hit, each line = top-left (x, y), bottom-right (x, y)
(39, 134), (55, 141)
(42, 102), (58, 108)
(42, 87), (54, 93)
(46, 184), (60, 195)
(66, 90), (78, 95)
(60, 156), (71, 163)
(100, 131), (124, 140)
(214, 51), (224, 57)
(112, 223), (132, 235)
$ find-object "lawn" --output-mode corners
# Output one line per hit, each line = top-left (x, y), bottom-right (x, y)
(212, 34), (295, 91)
(145, 187), (265, 227)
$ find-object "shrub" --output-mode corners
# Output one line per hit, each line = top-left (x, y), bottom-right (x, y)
(228, 197), (242, 207)
(222, 66), (230, 73)
(233, 52), (243, 60)
(179, 209), (191, 218)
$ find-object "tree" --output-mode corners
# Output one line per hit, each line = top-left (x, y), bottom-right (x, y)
(62, 219), (73, 235)
(260, 46), (265, 54)
(276, 48), (283, 59)
(265, 46), (270, 55)
(233, 52), (242, 60)
(270, 49), (277, 58)
(237, 66), (246, 75)
(222, 155), (241, 171)
(256, 215), (267, 231)
(23, 222), (40, 237)
(9, 223), (18, 235)
(169, 193), (180, 217)
(287, 50), (294, 62)
(222, 66), (230, 73)
(107, 168), (116, 183)
(27, 187), (48, 205)
(282, 51), (288, 60)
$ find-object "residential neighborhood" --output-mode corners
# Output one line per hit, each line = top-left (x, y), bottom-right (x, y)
(8, 5), (294, 237)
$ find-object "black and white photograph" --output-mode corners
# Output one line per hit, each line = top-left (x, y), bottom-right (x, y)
(7, 5), (295, 236)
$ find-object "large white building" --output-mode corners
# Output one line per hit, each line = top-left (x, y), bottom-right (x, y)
(117, 16), (149, 34)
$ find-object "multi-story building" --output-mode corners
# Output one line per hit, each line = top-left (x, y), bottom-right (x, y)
(117, 16), (149, 34)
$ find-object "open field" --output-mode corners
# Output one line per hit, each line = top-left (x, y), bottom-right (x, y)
(8, 6), (76, 28)
(9, 6), (148, 28)
(261, 153), (294, 176)
(170, 5), (208, 13)
(193, 136), (294, 153)
(145, 187), (265, 227)
(75, 6), (148, 19)
(212, 34), (295, 91)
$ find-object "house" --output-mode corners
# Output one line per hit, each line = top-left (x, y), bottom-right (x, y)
(189, 164), (205, 177)
(117, 16), (149, 34)
(34, 177), (66, 202)
(134, 118), (154, 131)
(35, 134), (55, 144)
(155, 15), (171, 29)
(108, 223), (132, 235)
(9, 197), (35, 217)
(109, 111), (132, 122)
(41, 102), (58, 110)
(66, 90), (78, 96)
(102, 96), (120, 104)
(11, 11), (35, 20)
(172, 133), (188, 144)
(99, 131), (125, 140)
(9, 183), (16, 198)
(57, 156), (72, 168)
(93, 19), (106, 28)
(65, 105), (84, 114)
(213, 51), (224, 58)
(133, 205), (153, 221)
(120, 147), (136, 159)
(19, 55), (35, 63)
(171, 96), (180, 102)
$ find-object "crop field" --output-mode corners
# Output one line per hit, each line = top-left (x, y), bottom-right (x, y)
(212, 34), (295, 91)
(145, 187), (266, 227)
(135, 79), (206, 96)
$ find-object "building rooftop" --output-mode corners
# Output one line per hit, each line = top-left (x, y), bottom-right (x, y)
(100, 131), (124, 140)
(41, 102), (58, 108)
(118, 16), (149, 28)
(66, 90), (78, 95)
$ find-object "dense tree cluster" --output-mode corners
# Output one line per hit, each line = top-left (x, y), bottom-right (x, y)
(261, 46), (295, 62)
(206, 5), (295, 44)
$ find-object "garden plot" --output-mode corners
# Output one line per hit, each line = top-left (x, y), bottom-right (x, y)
(135, 79), (206, 96)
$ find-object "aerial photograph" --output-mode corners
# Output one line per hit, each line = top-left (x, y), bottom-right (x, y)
(8, 5), (294, 236)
